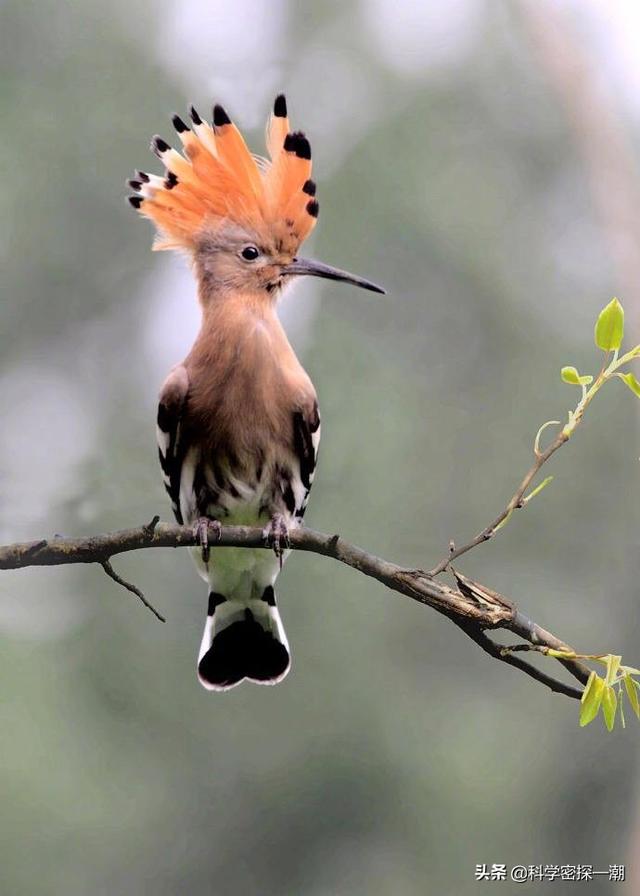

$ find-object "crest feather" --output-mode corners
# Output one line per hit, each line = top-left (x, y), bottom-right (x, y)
(266, 93), (289, 160)
(128, 95), (318, 254)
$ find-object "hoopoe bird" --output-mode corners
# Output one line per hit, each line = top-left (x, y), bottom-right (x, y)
(128, 95), (384, 691)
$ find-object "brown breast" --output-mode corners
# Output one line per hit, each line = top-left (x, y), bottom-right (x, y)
(183, 292), (316, 476)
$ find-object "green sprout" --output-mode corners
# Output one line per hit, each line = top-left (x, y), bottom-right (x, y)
(555, 297), (640, 731)
(572, 655), (639, 731)
(559, 298), (640, 440)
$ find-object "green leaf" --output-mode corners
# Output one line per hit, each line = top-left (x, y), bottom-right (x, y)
(605, 654), (622, 686)
(594, 297), (624, 352)
(561, 366), (593, 386)
(602, 685), (618, 732)
(581, 670), (596, 703)
(580, 672), (605, 727)
(522, 476), (553, 505)
(616, 371), (640, 398)
(624, 674), (640, 719)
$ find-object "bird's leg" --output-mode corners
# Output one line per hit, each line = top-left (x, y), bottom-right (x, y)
(192, 517), (222, 564)
(263, 513), (290, 568)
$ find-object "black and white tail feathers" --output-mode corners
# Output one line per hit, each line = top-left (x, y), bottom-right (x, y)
(197, 591), (290, 691)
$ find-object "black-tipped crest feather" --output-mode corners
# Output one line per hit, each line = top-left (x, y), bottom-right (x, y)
(274, 94), (287, 118)
(213, 104), (231, 127)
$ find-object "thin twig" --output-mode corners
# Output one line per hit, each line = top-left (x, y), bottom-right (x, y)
(509, 609), (591, 686)
(100, 559), (166, 623)
(428, 427), (569, 576)
(449, 617), (583, 701)
(430, 320), (640, 578)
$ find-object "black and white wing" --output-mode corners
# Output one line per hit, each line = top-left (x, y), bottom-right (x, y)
(156, 364), (189, 524)
(292, 400), (321, 521)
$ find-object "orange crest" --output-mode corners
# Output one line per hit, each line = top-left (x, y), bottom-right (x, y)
(127, 95), (318, 255)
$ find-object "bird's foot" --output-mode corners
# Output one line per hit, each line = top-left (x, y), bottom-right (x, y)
(263, 514), (290, 567)
(192, 517), (222, 564)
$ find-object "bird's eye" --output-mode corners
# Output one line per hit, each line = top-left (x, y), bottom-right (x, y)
(241, 245), (260, 261)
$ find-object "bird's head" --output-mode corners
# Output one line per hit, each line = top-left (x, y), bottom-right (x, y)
(128, 96), (384, 304)
(193, 222), (384, 301)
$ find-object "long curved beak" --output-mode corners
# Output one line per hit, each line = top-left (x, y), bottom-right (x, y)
(281, 257), (386, 294)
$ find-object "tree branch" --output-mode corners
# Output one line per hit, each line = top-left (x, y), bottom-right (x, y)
(0, 520), (588, 700)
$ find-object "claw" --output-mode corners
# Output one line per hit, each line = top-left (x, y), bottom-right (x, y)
(263, 514), (290, 568)
(193, 517), (222, 564)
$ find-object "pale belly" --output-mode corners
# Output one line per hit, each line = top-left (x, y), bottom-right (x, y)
(181, 446), (302, 599)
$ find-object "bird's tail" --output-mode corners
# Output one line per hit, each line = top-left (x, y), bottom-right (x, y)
(197, 590), (291, 691)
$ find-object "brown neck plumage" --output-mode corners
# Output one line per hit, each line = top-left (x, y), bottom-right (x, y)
(184, 283), (315, 461)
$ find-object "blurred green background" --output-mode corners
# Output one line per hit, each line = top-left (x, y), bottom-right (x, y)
(1, 1), (639, 893)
